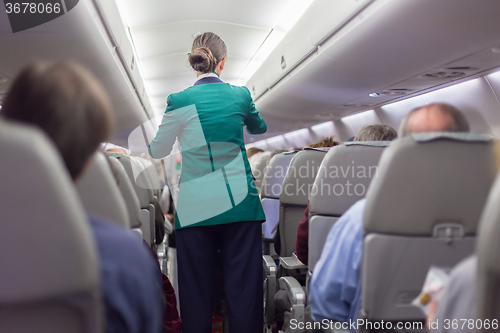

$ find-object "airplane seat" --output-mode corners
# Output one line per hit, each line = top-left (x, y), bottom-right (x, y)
(0, 121), (101, 333)
(105, 156), (142, 229)
(279, 142), (390, 332)
(308, 141), (390, 272)
(361, 133), (496, 327)
(267, 148), (328, 333)
(261, 151), (297, 331)
(278, 148), (328, 259)
(76, 151), (131, 229)
(261, 151), (297, 252)
(253, 151), (272, 194)
(477, 170), (500, 331)
(134, 156), (163, 198)
(130, 157), (159, 246)
(106, 152), (155, 246)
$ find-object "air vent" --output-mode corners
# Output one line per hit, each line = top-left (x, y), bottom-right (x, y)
(445, 66), (478, 71)
(419, 71), (466, 79)
(369, 91), (407, 97)
(342, 104), (371, 108)
(281, 55), (286, 70)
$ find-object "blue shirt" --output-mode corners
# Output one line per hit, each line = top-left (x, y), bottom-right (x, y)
(89, 215), (163, 333)
(309, 199), (366, 325)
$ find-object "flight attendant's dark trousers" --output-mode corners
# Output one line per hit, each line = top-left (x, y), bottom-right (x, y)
(177, 220), (263, 333)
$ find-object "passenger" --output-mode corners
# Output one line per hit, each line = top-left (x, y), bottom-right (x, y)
(0, 61), (164, 333)
(107, 147), (129, 154)
(353, 124), (398, 141)
(308, 135), (339, 149)
(246, 146), (264, 159)
(148, 32), (267, 333)
(308, 103), (470, 326)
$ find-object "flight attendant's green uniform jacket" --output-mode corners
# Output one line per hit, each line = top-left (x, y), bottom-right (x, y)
(149, 76), (267, 230)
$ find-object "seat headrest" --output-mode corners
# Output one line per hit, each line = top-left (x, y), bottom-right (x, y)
(477, 172), (500, 321)
(261, 151), (297, 199)
(106, 157), (142, 228)
(364, 133), (496, 236)
(280, 149), (329, 206)
(478, 172), (500, 272)
(106, 153), (154, 208)
(133, 156), (163, 190)
(310, 142), (390, 217)
(0, 120), (98, 302)
(76, 152), (130, 228)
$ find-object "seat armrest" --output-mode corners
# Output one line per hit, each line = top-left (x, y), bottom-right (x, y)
(280, 253), (307, 270)
(263, 255), (277, 276)
(279, 276), (306, 306)
(279, 276), (306, 333)
(263, 255), (277, 325)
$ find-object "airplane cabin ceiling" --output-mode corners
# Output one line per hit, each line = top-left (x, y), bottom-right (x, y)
(118, 0), (302, 115)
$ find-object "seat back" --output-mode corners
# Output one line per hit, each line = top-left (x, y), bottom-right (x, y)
(477, 172), (500, 330)
(308, 142), (390, 271)
(362, 133), (496, 321)
(106, 156), (142, 228)
(261, 151), (297, 241)
(253, 151), (272, 194)
(134, 156), (163, 198)
(106, 153), (155, 245)
(279, 148), (328, 257)
(0, 121), (101, 333)
(76, 152), (130, 228)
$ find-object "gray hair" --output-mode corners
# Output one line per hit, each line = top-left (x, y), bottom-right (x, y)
(398, 103), (470, 137)
(354, 124), (397, 141)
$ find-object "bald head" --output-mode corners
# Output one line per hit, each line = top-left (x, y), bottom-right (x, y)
(107, 147), (129, 155)
(398, 103), (470, 137)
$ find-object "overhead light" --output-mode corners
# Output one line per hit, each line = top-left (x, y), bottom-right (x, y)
(369, 93), (382, 97)
(342, 110), (375, 123)
(284, 128), (309, 140)
(311, 121), (333, 133)
(275, 0), (315, 32)
(266, 135), (285, 145)
(235, 0), (314, 84)
(239, 59), (264, 81)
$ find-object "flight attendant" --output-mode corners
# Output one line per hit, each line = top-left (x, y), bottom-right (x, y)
(148, 32), (267, 333)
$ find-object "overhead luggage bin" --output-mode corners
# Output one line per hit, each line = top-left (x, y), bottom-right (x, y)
(247, 0), (500, 122)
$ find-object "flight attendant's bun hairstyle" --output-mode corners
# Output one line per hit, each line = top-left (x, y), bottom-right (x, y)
(189, 32), (227, 73)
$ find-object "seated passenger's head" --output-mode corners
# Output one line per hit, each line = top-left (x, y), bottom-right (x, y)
(309, 135), (341, 148)
(107, 147), (129, 155)
(398, 103), (470, 137)
(246, 147), (264, 158)
(354, 124), (397, 141)
(1, 61), (113, 179)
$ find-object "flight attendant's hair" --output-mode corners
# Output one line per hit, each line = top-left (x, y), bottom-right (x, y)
(189, 32), (227, 73)
(189, 47), (218, 73)
(1, 61), (113, 179)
